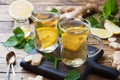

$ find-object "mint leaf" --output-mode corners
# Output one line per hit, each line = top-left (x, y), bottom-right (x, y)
(49, 8), (59, 13)
(4, 27), (35, 53)
(13, 27), (24, 39)
(64, 70), (80, 80)
(99, 11), (105, 22)
(54, 57), (61, 68)
(4, 36), (18, 47)
(103, 0), (119, 18)
(44, 53), (61, 68)
(87, 16), (101, 28)
(13, 27), (25, 49)
(24, 39), (35, 53)
(14, 38), (26, 49)
(44, 53), (54, 61)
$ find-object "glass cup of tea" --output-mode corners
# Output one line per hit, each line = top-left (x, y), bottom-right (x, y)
(32, 12), (59, 53)
(58, 18), (103, 67)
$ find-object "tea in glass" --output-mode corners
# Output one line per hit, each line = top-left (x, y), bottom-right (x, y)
(33, 12), (59, 53)
(58, 19), (103, 67)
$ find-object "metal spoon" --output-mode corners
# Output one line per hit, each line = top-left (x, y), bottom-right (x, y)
(5, 51), (17, 80)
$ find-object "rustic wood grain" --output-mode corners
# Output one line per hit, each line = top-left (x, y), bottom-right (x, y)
(1, 0), (120, 6)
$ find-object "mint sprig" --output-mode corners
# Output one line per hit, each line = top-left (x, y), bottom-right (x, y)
(44, 53), (61, 68)
(103, 0), (119, 19)
(49, 8), (59, 14)
(44, 54), (80, 80)
(4, 27), (35, 53)
(102, 0), (120, 26)
(64, 70), (80, 80)
(87, 0), (120, 27)
(87, 16), (101, 28)
(24, 38), (35, 53)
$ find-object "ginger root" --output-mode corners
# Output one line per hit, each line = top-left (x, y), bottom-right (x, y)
(31, 54), (44, 66)
(110, 51), (120, 71)
(109, 42), (120, 50)
(60, 4), (98, 19)
(24, 53), (44, 66)
(108, 37), (117, 42)
(108, 37), (120, 50)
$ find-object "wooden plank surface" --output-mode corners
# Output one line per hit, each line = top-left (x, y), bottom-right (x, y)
(0, 0), (120, 80)
(1, 0), (120, 6)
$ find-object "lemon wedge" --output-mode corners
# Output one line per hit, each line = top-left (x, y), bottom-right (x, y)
(37, 27), (58, 48)
(104, 20), (120, 34)
(9, 0), (33, 19)
(62, 27), (88, 51)
(90, 28), (113, 39)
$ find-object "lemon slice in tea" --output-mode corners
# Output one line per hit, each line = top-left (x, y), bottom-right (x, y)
(9, 0), (33, 19)
(37, 27), (58, 48)
(62, 27), (88, 51)
(90, 28), (113, 39)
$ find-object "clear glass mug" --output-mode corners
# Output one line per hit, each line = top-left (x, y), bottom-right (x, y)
(32, 12), (59, 53)
(58, 19), (103, 67)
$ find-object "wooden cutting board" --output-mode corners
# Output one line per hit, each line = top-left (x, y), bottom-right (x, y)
(20, 45), (119, 80)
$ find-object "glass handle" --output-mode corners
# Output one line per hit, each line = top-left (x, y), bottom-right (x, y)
(88, 34), (103, 57)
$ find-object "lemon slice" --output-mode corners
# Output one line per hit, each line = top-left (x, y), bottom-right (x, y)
(9, 0), (33, 19)
(104, 20), (120, 34)
(37, 27), (58, 48)
(62, 27), (88, 51)
(90, 28), (113, 39)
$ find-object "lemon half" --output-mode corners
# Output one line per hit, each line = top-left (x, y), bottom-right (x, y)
(9, 0), (33, 19)
(37, 27), (58, 48)
(104, 20), (120, 34)
(90, 28), (113, 39)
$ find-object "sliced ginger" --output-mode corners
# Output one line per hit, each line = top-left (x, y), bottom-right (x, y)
(110, 51), (120, 71)
(24, 53), (44, 66)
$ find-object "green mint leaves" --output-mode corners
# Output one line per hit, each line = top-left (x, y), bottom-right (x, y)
(24, 38), (35, 53)
(103, 0), (119, 19)
(87, 16), (101, 28)
(44, 54), (80, 80)
(4, 27), (35, 53)
(103, 0), (120, 25)
(49, 8), (59, 13)
(64, 70), (80, 80)
(4, 27), (24, 47)
(44, 53), (61, 68)
(13, 27), (25, 39)
(87, 0), (119, 27)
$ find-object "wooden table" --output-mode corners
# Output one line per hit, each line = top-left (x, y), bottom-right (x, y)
(0, 0), (120, 80)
